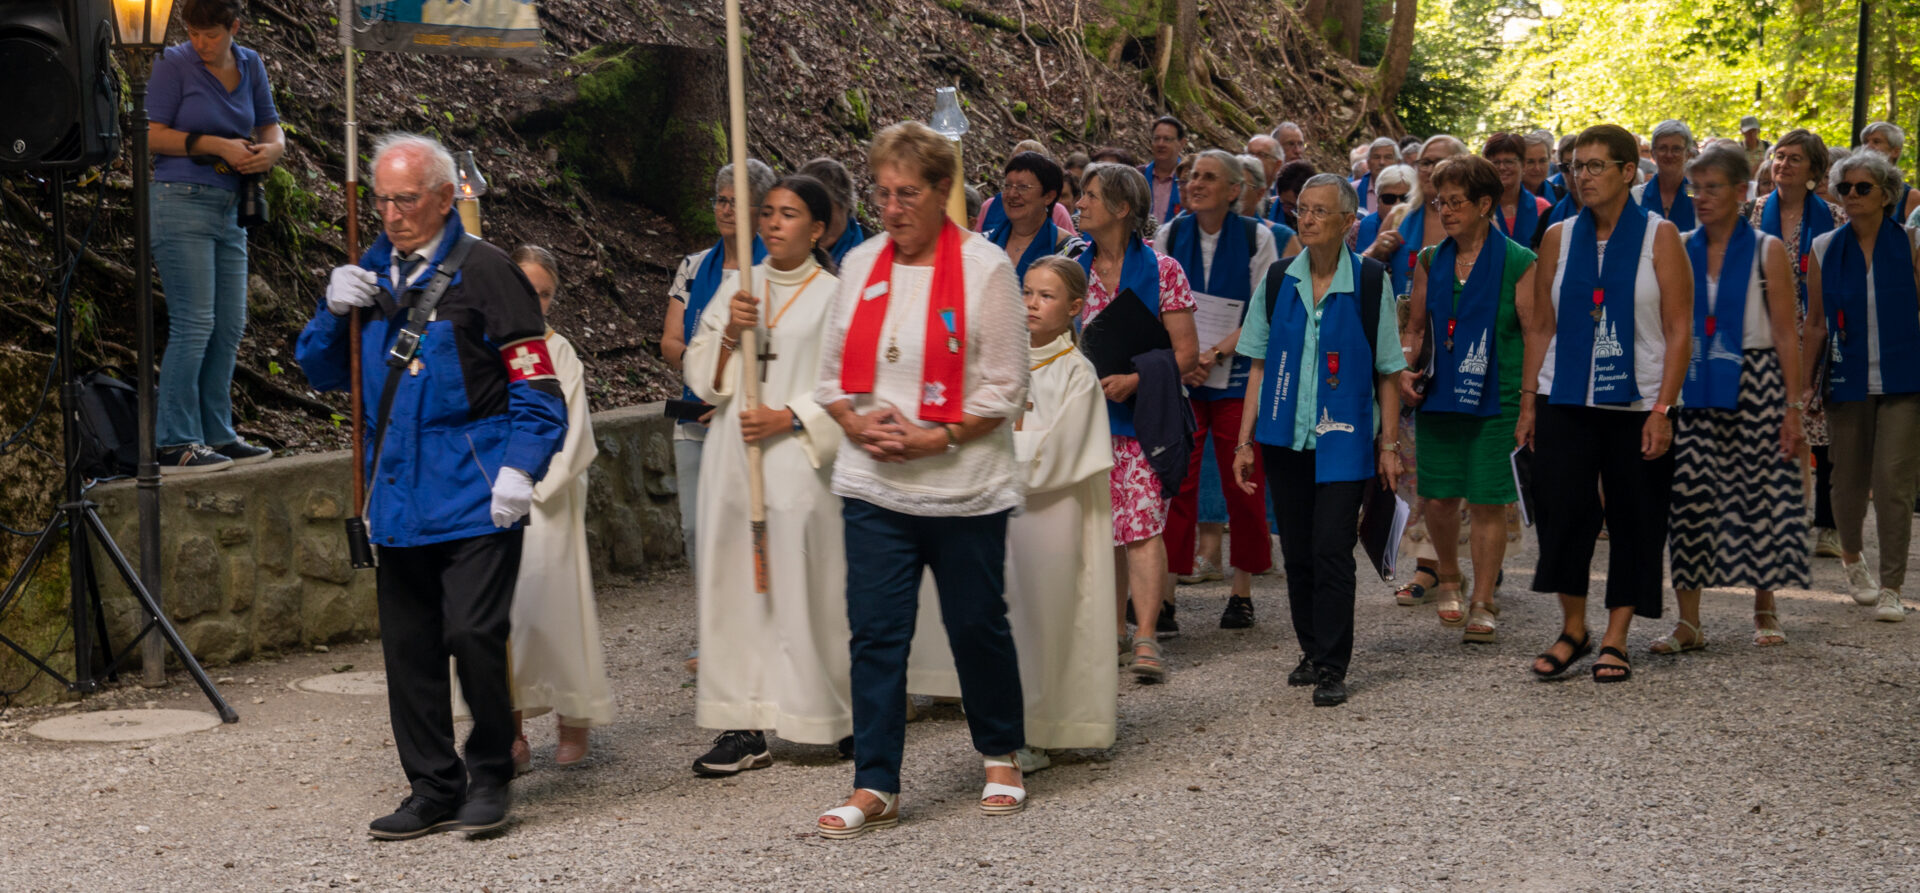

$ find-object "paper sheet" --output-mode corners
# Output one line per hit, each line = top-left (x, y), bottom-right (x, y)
(1191, 291), (1246, 389)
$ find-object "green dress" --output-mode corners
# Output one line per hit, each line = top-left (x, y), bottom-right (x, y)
(1414, 236), (1535, 504)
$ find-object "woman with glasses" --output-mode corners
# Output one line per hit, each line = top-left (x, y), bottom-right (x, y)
(1749, 129), (1846, 561)
(812, 122), (1032, 837)
(1485, 133), (1554, 249)
(1633, 120), (1699, 232)
(1365, 135), (1468, 299)
(1401, 156), (1538, 642)
(1803, 150), (1920, 623)
(1231, 174), (1405, 707)
(1655, 144), (1807, 654)
(1077, 163), (1202, 681)
(1524, 130), (1562, 204)
(1239, 153), (1301, 260)
(983, 152), (1084, 283)
(663, 160), (774, 572)
(1352, 164), (1416, 267)
(1520, 125), (1693, 684)
(1354, 137), (1402, 214)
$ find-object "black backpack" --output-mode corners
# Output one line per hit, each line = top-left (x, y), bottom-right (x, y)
(73, 369), (139, 479)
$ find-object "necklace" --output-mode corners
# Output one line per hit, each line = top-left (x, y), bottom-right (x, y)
(764, 266), (822, 332)
(883, 264), (923, 364)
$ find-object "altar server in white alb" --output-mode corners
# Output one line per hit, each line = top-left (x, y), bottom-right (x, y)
(684, 174), (852, 776)
(908, 255), (1118, 765)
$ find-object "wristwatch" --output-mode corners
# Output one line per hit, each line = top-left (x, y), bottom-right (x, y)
(1651, 402), (1674, 417)
(944, 424), (961, 454)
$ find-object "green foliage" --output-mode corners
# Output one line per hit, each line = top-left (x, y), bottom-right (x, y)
(1399, 0), (1541, 136)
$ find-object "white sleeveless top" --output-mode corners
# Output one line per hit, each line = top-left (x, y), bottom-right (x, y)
(1693, 231), (1772, 351)
(1537, 213), (1667, 410)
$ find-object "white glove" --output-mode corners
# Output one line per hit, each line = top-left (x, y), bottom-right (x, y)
(326, 265), (380, 316)
(489, 466), (535, 528)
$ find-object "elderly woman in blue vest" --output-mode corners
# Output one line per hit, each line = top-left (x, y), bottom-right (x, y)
(801, 156), (866, 265)
(1803, 150), (1920, 624)
(1352, 163), (1414, 262)
(1517, 124), (1694, 684)
(1524, 130), (1562, 205)
(1400, 156), (1539, 643)
(1230, 174), (1405, 708)
(1076, 162), (1201, 681)
(1352, 137), (1402, 215)
(1364, 135), (1468, 299)
(1860, 123), (1920, 223)
(1633, 120), (1698, 233)
(661, 160), (773, 568)
(1655, 144), (1807, 654)
(985, 152), (1084, 284)
(1155, 150), (1280, 628)
(146, 0), (284, 473)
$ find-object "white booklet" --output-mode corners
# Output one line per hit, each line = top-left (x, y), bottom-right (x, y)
(1190, 291), (1246, 389)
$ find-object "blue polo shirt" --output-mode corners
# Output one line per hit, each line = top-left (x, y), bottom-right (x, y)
(147, 42), (278, 192)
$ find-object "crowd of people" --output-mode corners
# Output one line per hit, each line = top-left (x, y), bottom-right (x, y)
(289, 72), (1919, 835)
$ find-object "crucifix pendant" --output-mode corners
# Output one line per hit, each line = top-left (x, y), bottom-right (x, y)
(885, 339), (901, 364)
(1328, 376), (1339, 389)
(758, 340), (776, 382)
(1590, 306), (1604, 322)
(407, 358), (424, 377)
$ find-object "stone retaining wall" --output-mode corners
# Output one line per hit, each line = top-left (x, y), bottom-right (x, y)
(91, 403), (682, 666)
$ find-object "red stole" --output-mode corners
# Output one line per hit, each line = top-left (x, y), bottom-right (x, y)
(839, 220), (968, 423)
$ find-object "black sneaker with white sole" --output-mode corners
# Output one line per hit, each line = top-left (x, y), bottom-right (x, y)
(368, 795), (461, 840)
(157, 443), (233, 475)
(1156, 599), (1180, 639)
(693, 730), (772, 776)
(211, 438), (273, 466)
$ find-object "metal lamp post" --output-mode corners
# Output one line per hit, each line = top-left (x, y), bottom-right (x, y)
(108, 0), (175, 686)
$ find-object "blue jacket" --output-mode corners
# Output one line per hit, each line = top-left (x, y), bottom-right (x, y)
(296, 213), (568, 548)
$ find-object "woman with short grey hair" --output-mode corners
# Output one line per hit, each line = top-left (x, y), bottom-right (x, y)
(1804, 148), (1920, 624)
(1859, 124), (1920, 221)
(1523, 130), (1560, 202)
(1366, 135), (1467, 297)
(1634, 119), (1698, 230)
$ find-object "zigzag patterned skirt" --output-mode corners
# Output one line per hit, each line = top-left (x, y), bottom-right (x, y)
(1668, 349), (1813, 591)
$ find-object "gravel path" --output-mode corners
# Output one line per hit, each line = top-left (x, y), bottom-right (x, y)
(2, 523), (1918, 892)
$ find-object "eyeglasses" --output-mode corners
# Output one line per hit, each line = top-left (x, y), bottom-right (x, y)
(372, 192), (425, 212)
(1377, 192), (1408, 206)
(1693, 182), (1738, 197)
(1771, 152), (1807, 166)
(1435, 197), (1479, 212)
(1417, 158), (1448, 169)
(1296, 205), (1348, 221)
(1489, 158), (1521, 170)
(712, 195), (737, 211)
(1001, 181), (1039, 196)
(1833, 181), (1879, 197)
(870, 185), (929, 211)
(1568, 159), (1631, 178)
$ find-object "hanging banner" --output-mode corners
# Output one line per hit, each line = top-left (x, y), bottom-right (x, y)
(348, 0), (543, 59)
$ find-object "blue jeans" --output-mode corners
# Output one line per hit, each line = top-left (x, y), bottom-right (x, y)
(842, 499), (1023, 793)
(151, 182), (248, 449)
(673, 434), (705, 569)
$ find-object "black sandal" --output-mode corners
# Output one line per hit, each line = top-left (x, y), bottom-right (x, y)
(1592, 646), (1633, 683)
(1531, 631), (1593, 679)
(1395, 565), (1439, 606)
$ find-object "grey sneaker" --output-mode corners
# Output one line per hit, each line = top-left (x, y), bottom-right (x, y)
(1844, 559), (1879, 604)
(211, 438), (273, 466)
(1176, 558), (1224, 585)
(1813, 528), (1843, 558)
(157, 443), (233, 475)
(1875, 589), (1907, 623)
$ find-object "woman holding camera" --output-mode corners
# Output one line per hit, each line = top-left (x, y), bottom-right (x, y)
(147, 0), (284, 473)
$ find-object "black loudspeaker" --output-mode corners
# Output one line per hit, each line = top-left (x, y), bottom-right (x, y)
(0, 0), (121, 170)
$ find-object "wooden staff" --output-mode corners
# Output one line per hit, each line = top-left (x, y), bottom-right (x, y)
(341, 0), (365, 530)
(724, 0), (769, 594)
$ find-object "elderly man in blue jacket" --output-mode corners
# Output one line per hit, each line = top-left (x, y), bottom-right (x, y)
(297, 132), (567, 841)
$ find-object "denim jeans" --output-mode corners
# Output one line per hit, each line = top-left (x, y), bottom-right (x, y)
(672, 433), (705, 569)
(151, 181), (248, 449)
(842, 499), (1023, 794)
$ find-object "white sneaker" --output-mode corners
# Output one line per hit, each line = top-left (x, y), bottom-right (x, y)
(1844, 559), (1880, 604)
(1875, 589), (1908, 623)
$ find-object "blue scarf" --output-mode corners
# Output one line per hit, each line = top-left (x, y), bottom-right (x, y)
(1639, 173), (1696, 231)
(986, 214), (1059, 286)
(1353, 172), (1373, 212)
(1535, 177), (1563, 205)
(1078, 236), (1163, 436)
(681, 237), (767, 407)
(1267, 220), (1297, 259)
(1254, 251), (1377, 482)
(1495, 188), (1543, 246)
(1682, 222), (1756, 410)
(1424, 227), (1509, 417)
(1759, 189), (1837, 312)
(1551, 203), (1650, 406)
(1546, 172), (1566, 201)
(1143, 159), (1182, 222)
(1389, 204), (1426, 297)
(1547, 193), (1580, 227)
(828, 215), (865, 265)
(1169, 213), (1255, 400)
(1820, 215), (1920, 401)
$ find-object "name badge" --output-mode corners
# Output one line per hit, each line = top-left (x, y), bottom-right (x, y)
(863, 282), (889, 301)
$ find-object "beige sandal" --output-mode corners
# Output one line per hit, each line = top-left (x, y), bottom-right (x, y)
(1435, 573), (1468, 627)
(1649, 618), (1707, 654)
(817, 789), (899, 839)
(1463, 600), (1499, 643)
(979, 755), (1028, 815)
(1129, 639), (1166, 682)
(1753, 610), (1787, 647)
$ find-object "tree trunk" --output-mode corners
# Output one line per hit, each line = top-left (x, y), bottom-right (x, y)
(1333, 0), (1362, 60)
(1158, 0), (1200, 109)
(1376, 0), (1417, 110)
(1301, 0), (1328, 31)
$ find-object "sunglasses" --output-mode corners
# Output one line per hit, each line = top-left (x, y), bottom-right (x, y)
(1377, 192), (1408, 206)
(1833, 182), (1879, 198)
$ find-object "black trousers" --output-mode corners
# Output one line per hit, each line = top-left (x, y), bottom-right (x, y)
(1811, 444), (1836, 529)
(376, 529), (523, 806)
(1530, 404), (1675, 617)
(1263, 445), (1368, 679)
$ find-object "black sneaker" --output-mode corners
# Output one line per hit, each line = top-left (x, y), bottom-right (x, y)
(211, 438), (273, 466)
(368, 795), (461, 840)
(456, 785), (511, 836)
(1220, 596), (1255, 629)
(693, 730), (772, 777)
(1156, 599), (1180, 639)
(1287, 658), (1319, 687)
(157, 443), (233, 475)
(836, 735), (855, 760)
(1312, 674), (1349, 707)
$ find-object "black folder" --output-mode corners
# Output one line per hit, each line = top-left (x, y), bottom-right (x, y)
(1079, 288), (1173, 380)
(1510, 445), (1537, 528)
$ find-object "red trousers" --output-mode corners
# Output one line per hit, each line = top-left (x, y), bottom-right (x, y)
(1167, 396), (1272, 574)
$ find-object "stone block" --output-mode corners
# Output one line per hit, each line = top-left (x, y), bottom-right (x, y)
(604, 504), (645, 574)
(184, 490), (245, 515)
(181, 616), (247, 665)
(168, 536), (225, 621)
(303, 489), (346, 521)
(228, 559), (255, 612)
(300, 584), (360, 644)
(296, 533), (353, 585)
(253, 580), (304, 650)
(218, 525), (251, 547)
(258, 502), (290, 574)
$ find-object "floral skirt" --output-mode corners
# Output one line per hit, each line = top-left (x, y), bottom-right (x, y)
(1110, 436), (1169, 546)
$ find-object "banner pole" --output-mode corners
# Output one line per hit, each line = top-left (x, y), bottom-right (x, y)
(341, 0), (365, 527)
(724, 0), (768, 595)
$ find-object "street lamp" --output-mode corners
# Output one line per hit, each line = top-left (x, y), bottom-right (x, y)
(929, 86), (970, 227)
(108, 0), (175, 686)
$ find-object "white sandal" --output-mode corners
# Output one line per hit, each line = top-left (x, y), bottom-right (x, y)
(980, 755), (1027, 816)
(1649, 618), (1706, 655)
(816, 789), (898, 839)
(1753, 610), (1787, 647)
